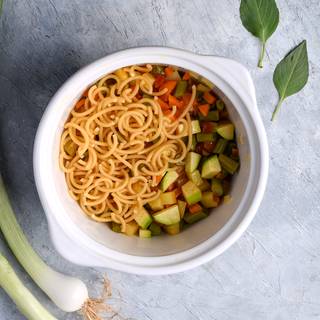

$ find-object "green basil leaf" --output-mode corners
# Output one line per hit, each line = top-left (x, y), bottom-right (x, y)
(272, 40), (309, 121)
(240, 0), (279, 68)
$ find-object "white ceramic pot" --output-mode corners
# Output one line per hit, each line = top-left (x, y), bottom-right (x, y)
(33, 47), (269, 275)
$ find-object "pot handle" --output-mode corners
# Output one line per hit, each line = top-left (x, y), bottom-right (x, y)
(199, 56), (258, 113)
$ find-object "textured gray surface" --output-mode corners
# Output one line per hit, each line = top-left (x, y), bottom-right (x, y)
(0, 0), (319, 319)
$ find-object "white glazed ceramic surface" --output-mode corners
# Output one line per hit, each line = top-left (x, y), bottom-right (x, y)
(33, 47), (268, 275)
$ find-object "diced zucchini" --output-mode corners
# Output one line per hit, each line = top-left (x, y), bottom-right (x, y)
(198, 179), (211, 191)
(196, 83), (210, 92)
(185, 152), (201, 173)
(216, 100), (225, 110)
(213, 138), (228, 154)
(186, 169), (203, 187)
(219, 154), (239, 174)
(201, 191), (220, 208)
(111, 222), (121, 233)
(177, 200), (187, 218)
(191, 135), (197, 151)
(181, 181), (202, 205)
(153, 205), (180, 225)
(196, 133), (217, 142)
(164, 223), (180, 235)
(217, 123), (234, 140)
(160, 191), (177, 205)
(139, 229), (152, 238)
(64, 140), (77, 157)
(134, 207), (153, 229)
(174, 80), (188, 97)
(148, 196), (163, 211)
(125, 221), (139, 236)
(199, 111), (219, 121)
(191, 120), (201, 134)
(201, 155), (221, 179)
(211, 178), (224, 196)
(160, 170), (178, 192)
(184, 211), (208, 224)
(149, 222), (162, 236)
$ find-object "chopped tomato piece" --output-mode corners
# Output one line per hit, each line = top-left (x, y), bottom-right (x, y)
(154, 75), (166, 89)
(198, 104), (210, 116)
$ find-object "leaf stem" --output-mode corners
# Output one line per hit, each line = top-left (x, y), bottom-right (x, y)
(271, 97), (284, 121)
(258, 42), (266, 68)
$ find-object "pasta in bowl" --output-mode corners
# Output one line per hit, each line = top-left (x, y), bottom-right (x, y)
(59, 64), (240, 238)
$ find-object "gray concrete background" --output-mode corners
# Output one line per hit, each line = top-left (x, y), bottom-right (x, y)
(0, 0), (319, 319)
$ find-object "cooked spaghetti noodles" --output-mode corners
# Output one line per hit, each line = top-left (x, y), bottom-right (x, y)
(60, 64), (196, 232)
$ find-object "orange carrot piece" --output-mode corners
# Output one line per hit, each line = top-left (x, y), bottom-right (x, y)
(164, 66), (174, 77)
(198, 104), (210, 117)
(157, 98), (170, 110)
(160, 80), (177, 101)
(183, 72), (190, 80)
(203, 91), (217, 104)
(154, 75), (166, 89)
(168, 95), (183, 108)
(155, 175), (162, 185)
(189, 203), (202, 214)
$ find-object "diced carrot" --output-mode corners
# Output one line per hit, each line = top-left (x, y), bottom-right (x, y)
(189, 203), (202, 214)
(168, 95), (184, 108)
(182, 93), (191, 106)
(164, 66), (174, 77)
(160, 80), (177, 101)
(203, 91), (217, 104)
(198, 104), (210, 117)
(163, 109), (176, 121)
(157, 98), (170, 111)
(154, 75), (166, 89)
(75, 99), (85, 110)
(183, 72), (190, 80)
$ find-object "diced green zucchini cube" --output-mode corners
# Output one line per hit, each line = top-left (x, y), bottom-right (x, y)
(134, 207), (153, 229)
(181, 181), (202, 205)
(219, 154), (239, 174)
(216, 100), (225, 111)
(217, 123), (234, 140)
(148, 196), (164, 211)
(191, 135), (197, 151)
(125, 221), (139, 236)
(186, 169), (203, 187)
(191, 120), (201, 134)
(177, 200), (187, 218)
(139, 229), (152, 238)
(196, 133), (217, 142)
(153, 205), (181, 225)
(198, 179), (211, 191)
(185, 152), (201, 173)
(160, 191), (177, 205)
(111, 222), (121, 233)
(149, 222), (162, 236)
(160, 170), (178, 192)
(164, 223), (180, 235)
(174, 80), (188, 97)
(201, 155), (221, 179)
(196, 83), (210, 92)
(201, 191), (220, 208)
(184, 211), (208, 224)
(211, 178), (224, 196)
(213, 138), (228, 154)
(199, 110), (219, 121)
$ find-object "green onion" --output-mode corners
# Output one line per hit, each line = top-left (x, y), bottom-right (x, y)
(0, 176), (88, 312)
(0, 253), (57, 320)
(174, 80), (188, 97)
(218, 154), (239, 174)
(196, 133), (217, 142)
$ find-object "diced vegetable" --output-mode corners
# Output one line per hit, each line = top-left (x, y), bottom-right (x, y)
(181, 181), (202, 205)
(211, 178), (224, 196)
(198, 104), (210, 116)
(189, 203), (202, 214)
(115, 68), (128, 80)
(160, 170), (179, 192)
(199, 110), (219, 121)
(191, 120), (201, 134)
(183, 72), (190, 80)
(139, 229), (152, 238)
(216, 100), (225, 110)
(160, 80), (177, 101)
(164, 66), (174, 77)
(184, 211), (208, 224)
(213, 138), (228, 154)
(203, 91), (217, 104)
(219, 154), (239, 174)
(125, 221), (139, 236)
(223, 195), (232, 204)
(186, 169), (203, 187)
(160, 191), (177, 205)
(201, 155), (221, 179)
(196, 83), (210, 92)
(134, 207), (153, 229)
(201, 192), (220, 208)
(185, 152), (201, 173)
(177, 200), (187, 218)
(216, 123), (234, 140)
(174, 80), (188, 97)
(166, 69), (181, 81)
(152, 65), (164, 74)
(153, 205), (181, 225)
(112, 222), (121, 233)
(196, 133), (217, 142)
(164, 223), (180, 235)
(148, 196), (163, 211)
(198, 179), (211, 191)
(64, 140), (77, 157)
(215, 169), (229, 180)
(201, 122), (217, 133)
(149, 222), (162, 236)
(168, 95), (183, 108)
(191, 135), (197, 151)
